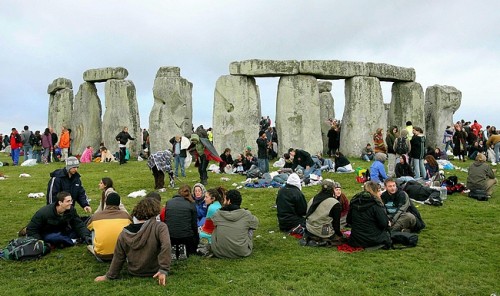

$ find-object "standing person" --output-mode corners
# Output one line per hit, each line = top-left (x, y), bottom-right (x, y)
(21, 125), (33, 161)
(50, 127), (59, 162)
(190, 133), (209, 185)
(86, 192), (132, 261)
(347, 181), (391, 249)
(41, 128), (53, 164)
(94, 198), (171, 286)
(147, 150), (174, 191)
(373, 128), (387, 154)
(386, 126), (399, 177)
(115, 127), (135, 165)
(409, 127), (426, 179)
(275, 173), (307, 232)
(327, 124), (340, 157)
(58, 126), (70, 161)
(9, 128), (23, 165)
(453, 124), (468, 162)
(142, 128), (149, 150)
(211, 190), (259, 259)
(405, 121), (414, 140)
(47, 156), (92, 213)
(164, 185), (198, 259)
(443, 126), (454, 153)
(169, 135), (187, 178)
(394, 129), (411, 161)
(32, 130), (43, 163)
(256, 131), (269, 173)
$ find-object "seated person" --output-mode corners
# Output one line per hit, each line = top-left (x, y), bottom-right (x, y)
(95, 198), (171, 286)
(211, 190), (259, 259)
(466, 153), (497, 197)
(381, 178), (416, 232)
(333, 182), (350, 228)
(289, 148), (315, 177)
(192, 183), (207, 227)
(370, 153), (388, 183)
(219, 148), (234, 173)
(431, 147), (447, 160)
(361, 143), (375, 161)
(233, 153), (245, 174)
(199, 187), (224, 244)
(347, 181), (391, 249)
(27, 191), (91, 248)
(334, 151), (353, 172)
(243, 153), (258, 172)
(282, 153), (294, 169)
(424, 155), (439, 180)
(395, 155), (414, 179)
(86, 192), (132, 261)
(275, 173), (307, 232)
(314, 153), (334, 172)
(303, 179), (345, 246)
(100, 147), (115, 162)
(80, 146), (93, 163)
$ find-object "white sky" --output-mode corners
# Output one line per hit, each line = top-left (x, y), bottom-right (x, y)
(1, 0), (498, 135)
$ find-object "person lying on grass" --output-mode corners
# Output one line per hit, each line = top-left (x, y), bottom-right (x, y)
(95, 198), (171, 286)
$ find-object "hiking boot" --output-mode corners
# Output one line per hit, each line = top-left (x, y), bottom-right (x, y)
(178, 244), (188, 260)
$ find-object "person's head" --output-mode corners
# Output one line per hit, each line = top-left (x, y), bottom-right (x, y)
(35, 130), (41, 136)
(236, 153), (243, 160)
(131, 198), (161, 221)
(399, 154), (409, 165)
(245, 153), (253, 160)
(413, 127), (423, 135)
(224, 148), (231, 155)
(286, 173), (302, 191)
(384, 178), (398, 195)
(145, 191), (161, 203)
(333, 182), (342, 197)
(24, 125), (29, 131)
(288, 148), (296, 157)
(100, 146), (108, 153)
(406, 121), (412, 126)
(123, 126), (128, 132)
(179, 184), (194, 202)
(65, 156), (79, 174)
(366, 143), (372, 148)
(424, 155), (438, 167)
(11, 128), (17, 133)
(245, 146), (252, 152)
(320, 179), (335, 195)
(434, 147), (442, 155)
(43, 128), (50, 135)
(335, 151), (344, 158)
(56, 191), (73, 211)
(259, 130), (266, 138)
(391, 126), (398, 134)
(205, 188), (222, 205)
(375, 128), (383, 134)
(475, 153), (486, 163)
(99, 177), (113, 191)
(106, 192), (121, 207)
(375, 153), (387, 162)
(400, 129), (408, 138)
(224, 190), (242, 207)
(193, 183), (205, 199)
(364, 181), (382, 199)
(174, 135), (181, 142)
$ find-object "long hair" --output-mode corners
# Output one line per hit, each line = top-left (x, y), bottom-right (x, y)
(178, 184), (194, 203)
(363, 181), (381, 199)
(100, 177), (114, 207)
(424, 155), (438, 168)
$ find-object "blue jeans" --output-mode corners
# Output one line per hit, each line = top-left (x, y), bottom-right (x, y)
(23, 145), (33, 161)
(494, 142), (500, 162)
(174, 155), (186, 177)
(412, 158), (425, 179)
(11, 148), (20, 165)
(33, 150), (42, 163)
(362, 154), (374, 161)
(258, 158), (269, 173)
(43, 231), (78, 248)
(444, 140), (453, 152)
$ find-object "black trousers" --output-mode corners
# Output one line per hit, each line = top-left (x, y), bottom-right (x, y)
(152, 166), (165, 189)
(119, 147), (126, 164)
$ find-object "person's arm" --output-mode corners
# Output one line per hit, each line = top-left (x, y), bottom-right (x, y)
(70, 210), (91, 243)
(296, 192), (308, 217)
(373, 204), (390, 230)
(379, 163), (388, 181)
(75, 180), (91, 213)
(154, 223), (171, 286)
(248, 212), (259, 230)
(328, 203), (342, 236)
(26, 211), (44, 240)
(392, 192), (411, 223)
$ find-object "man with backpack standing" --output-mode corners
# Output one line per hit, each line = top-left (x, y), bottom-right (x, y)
(21, 125), (33, 161)
(9, 128), (23, 165)
(394, 129), (411, 162)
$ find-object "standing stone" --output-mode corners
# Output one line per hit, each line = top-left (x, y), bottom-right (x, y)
(425, 85), (462, 149)
(388, 82), (425, 131)
(318, 81), (335, 155)
(149, 67), (193, 154)
(48, 78), (73, 137)
(340, 76), (385, 157)
(276, 75), (322, 156)
(83, 67), (129, 82)
(72, 82), (102, 155)
(213, 75), (261, 155)
(102, 79), (141, 157)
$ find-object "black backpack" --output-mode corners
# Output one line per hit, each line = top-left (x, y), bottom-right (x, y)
(1, 237), (51, 261)
(15, 133), (22, 144)
(395, 137), (409, 155)
(29, 133), (39, 146)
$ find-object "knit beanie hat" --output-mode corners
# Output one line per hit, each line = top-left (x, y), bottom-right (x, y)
(321, 179), (335, 193)
(286, 173), (302, 191)
(66, 156), (79, 170)
(106, 192), (121, 206)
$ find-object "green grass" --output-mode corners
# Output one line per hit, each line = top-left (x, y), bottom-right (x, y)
(0, 152), (498, 295)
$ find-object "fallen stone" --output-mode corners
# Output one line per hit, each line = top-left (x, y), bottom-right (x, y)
(229, 60), (299, 77)
(83, 67), (129, 82)
(47, 78), (72, 94)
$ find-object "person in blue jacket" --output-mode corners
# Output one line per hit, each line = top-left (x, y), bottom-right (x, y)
(370, 153), (388, 184)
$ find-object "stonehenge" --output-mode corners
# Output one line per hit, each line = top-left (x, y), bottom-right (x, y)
(48, 59), (462, 160)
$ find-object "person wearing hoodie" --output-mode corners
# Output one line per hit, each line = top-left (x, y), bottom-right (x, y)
(303, 179), (345, 247)
(211, 190), (259, 259)
(275, 173), (307, 232)
(46, 157), (92, 213)
(466, 153), (497, 197)
(192, 183), (208, 226)
(347, 181), (391, 249)
(95, 198), (171, 286)
(86, 192), (132, 261)
(164, 185), (198, 259)
(370, 153), (388, 184)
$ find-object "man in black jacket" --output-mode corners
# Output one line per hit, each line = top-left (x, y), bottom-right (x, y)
(276, 173), (307, 232)
(381, 178), (416, 232)
(116, 127), (135, 165)
(27, 191), (91, 248)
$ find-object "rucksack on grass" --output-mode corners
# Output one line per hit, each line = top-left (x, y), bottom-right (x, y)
(1, 236), (50, 261)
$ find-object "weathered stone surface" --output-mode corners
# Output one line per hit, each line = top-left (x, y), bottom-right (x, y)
(48, 88), (73, 137)
(367, 63), (416, 82)
(71, 82), (102, 155)
(213, 75), (261, 155)
(388, 82), (425, 131)
(425, 85), (462, 149)
(229, 60), (299, 77)
(149, 68), (193, 153)
(47, 78), (72, 94)
(299, 60), (369, 80)
(318, 80), (332, 93)
(156, 66), (181, 78)
(340, 77), (385, 157)
(83, 67), (128, 82)
(102, 80), (141, 157)
(320, 90), (335, 155)
(276, 75), (322, 156)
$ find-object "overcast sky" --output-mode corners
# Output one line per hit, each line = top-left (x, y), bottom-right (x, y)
(1, 0), (498, 137)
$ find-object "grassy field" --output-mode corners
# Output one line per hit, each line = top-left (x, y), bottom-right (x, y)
(0, 152), (498, 295)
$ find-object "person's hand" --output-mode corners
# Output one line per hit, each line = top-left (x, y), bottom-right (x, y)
(84, 206), (92, 213)
(153, 272), (167, 286)
(95, 275), (108, 282)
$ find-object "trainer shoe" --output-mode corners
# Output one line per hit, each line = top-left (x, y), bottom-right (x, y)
(170, 246), (177, 261)
(178, 244), (188, 260)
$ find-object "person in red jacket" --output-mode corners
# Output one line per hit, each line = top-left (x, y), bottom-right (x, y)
(9, 128), (23, 165)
